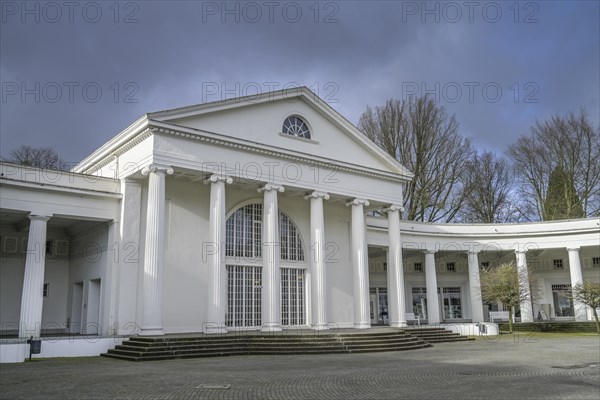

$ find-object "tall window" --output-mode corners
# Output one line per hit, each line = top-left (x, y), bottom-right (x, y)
(282, 115), (311, 139)
(226, 265), (262, 327)
(281, 268), (305, 326)
(412, 287), (427, 319)
(443, 287), (461, 319)
(552, 284), (574, 317)
(225, 204), (306, 328)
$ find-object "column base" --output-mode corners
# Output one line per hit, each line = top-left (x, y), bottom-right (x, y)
(261, 323), (282, 332)
(390, 321), (407, 328)
(353, 322), (371, 329)
(203, 327), (228, 334)
(311, 323), (330, 331)
(139, 327), (164, 336)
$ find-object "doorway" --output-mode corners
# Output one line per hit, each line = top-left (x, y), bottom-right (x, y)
(70, 281), (83, 334)
(369, 287), (388, 325)
(85, 279), (101, 335)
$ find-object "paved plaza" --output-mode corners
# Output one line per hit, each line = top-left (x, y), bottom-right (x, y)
(1, 334), (599, 399)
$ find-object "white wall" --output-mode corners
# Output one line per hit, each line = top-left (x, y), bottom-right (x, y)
(69, 226), (109, 335)
(155, 177), (356, 332)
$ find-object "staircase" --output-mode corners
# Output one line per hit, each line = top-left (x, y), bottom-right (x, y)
(335, 330), (431, 353)
(103, 330), (428, 361)
(102, 328), (469, 362)
(406, 327), (475, 343)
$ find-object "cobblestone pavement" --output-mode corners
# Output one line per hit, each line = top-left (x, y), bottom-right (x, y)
(1, 334), (599, 399)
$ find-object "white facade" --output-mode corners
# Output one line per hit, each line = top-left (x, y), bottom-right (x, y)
(1, 88), (599, 361)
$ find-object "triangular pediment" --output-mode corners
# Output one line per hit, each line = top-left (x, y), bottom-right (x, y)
(148, 87), (412, 179)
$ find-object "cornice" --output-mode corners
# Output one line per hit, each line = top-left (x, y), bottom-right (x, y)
(80, 128), (154, 175)
(0, 177), (122, 198)
(150, 123), (408, 183)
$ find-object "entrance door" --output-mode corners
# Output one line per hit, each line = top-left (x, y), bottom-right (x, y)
(70, 282), (83, 334)
(442, 287), (462, 319)
(226, 265), (262, 328)
(85, 279), (101, 335)
(552, 284), (574, 317)
(281, 267), (306, 326)
(411, 287), (428, 319)
(369, 287), (388, 325)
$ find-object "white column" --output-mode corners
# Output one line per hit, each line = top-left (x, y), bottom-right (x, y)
(384, 205), (406, 328)
(567, 247), (587, 321)
(515, 250), (533, 323)
(467, 251), (484, 323)
(259, 183), (284, 332)
(346, 198), (371, 329)
(424, 250), (440, 324)
(204, 174), (232, 333)
(19, 215), (51, 338)
(139, 164), (173, 336)
(305, 191), (330, 330)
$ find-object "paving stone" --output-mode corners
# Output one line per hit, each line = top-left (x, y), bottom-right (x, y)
(1, 334), (598, 399)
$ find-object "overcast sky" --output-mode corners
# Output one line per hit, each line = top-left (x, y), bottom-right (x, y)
(1, 1), (598, 165)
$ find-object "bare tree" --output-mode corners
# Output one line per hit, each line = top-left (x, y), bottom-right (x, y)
(458, 151), (520, 223)
(3, 145), (68, 171)
(571, 281), (600, 334)
(508, 110), (600, 220)
(479, 262), (532, 333)
(359, 97), (474, 222)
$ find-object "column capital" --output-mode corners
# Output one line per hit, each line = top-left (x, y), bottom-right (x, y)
(346, 198), (370, 207)
(515, 249), (527, 255)
(304, 191), (329, 200)
(205, 174), (233, 184)
(467, 250), (480, 255)
(141, 164), (174, 176)
(258, 183), (285, 193)
(423, 249), (436, 255)
(382, 204), (404, 213)
(566, 246), (581, 252)
(28, 214), (51, 222)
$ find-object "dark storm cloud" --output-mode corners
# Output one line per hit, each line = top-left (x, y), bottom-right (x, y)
(1, 1), (598, 164)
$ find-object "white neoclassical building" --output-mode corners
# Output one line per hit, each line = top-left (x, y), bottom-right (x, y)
(1, 87), (599, 361)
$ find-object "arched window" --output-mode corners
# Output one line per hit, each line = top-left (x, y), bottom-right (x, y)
(225, 203), (305, 261)
(282, 115), (311, 139)
(225, 203), (306, 328)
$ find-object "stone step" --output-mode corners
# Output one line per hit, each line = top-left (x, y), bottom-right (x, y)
(101, 328), (471, 361)
(419, 337), (474, 343)
(346, 343), (432, 353)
